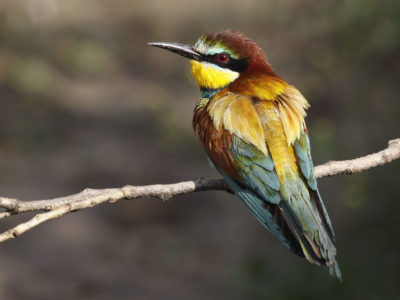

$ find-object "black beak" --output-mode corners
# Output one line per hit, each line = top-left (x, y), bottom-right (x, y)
(148, 42), (202, 61)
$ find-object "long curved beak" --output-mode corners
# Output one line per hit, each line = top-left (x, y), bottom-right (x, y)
(148, 42), (202, 61)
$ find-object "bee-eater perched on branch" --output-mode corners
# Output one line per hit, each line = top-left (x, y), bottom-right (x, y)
(149, 30), (341, 279)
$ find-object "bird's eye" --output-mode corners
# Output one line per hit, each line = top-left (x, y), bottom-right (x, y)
(217, 54), (228, 63)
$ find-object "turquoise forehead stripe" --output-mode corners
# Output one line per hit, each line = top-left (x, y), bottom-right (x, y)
(194, 36), (239, 59)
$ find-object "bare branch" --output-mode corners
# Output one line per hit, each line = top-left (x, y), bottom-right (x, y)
(315, 138), (400, 177)
(0, 138), (399, 243)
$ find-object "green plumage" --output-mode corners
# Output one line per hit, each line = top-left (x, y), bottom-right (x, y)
(294, 131), (335, 239)
(232, 136), (280, 203)
(224, 133), (342, 279)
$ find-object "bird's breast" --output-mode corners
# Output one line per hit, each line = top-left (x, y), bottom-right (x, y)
(192, 106), (239, 178)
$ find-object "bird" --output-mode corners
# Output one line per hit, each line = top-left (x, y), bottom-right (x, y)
(149, 30), (341, 279)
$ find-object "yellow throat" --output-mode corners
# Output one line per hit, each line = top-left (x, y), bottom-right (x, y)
(190, 60), (239, 89)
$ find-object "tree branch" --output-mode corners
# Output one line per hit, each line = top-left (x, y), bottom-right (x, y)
(0, 138), (399, 243)
(315, 138), (400, 177)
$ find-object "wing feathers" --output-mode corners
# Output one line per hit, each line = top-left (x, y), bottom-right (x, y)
(208, 93), (268, 155)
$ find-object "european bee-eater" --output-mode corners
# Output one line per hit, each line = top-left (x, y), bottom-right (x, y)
(149, 30), (341, 279)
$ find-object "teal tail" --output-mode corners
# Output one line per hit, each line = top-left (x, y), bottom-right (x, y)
(280, 176), (342, 280)
(214, 134), (341, 279)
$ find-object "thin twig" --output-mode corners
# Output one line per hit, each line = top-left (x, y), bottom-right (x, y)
(0, 138), (399, 243)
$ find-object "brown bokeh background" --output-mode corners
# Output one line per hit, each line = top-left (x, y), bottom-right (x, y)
(0, 0), (399, 299)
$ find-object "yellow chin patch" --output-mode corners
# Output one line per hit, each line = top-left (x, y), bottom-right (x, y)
(190, 60), (239, 89)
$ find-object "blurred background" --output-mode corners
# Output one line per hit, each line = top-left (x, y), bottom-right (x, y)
(0, 0), (399, 299)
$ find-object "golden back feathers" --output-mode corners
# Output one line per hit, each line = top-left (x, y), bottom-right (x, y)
(208, 92), (268, 155)
(207, 85), (309, 155)
(276, 85), (309, 144)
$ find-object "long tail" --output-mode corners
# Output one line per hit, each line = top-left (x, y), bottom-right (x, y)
(280, 177), (342, 280)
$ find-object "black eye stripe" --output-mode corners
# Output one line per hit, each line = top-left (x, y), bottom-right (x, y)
(201, 53), (249, 73)
(227, 58), (249, 73)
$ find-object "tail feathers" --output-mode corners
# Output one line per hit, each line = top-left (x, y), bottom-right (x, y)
(311, 189), (335, 241)
(328, 258), (342, 280)
(280, 178), (342, 280)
